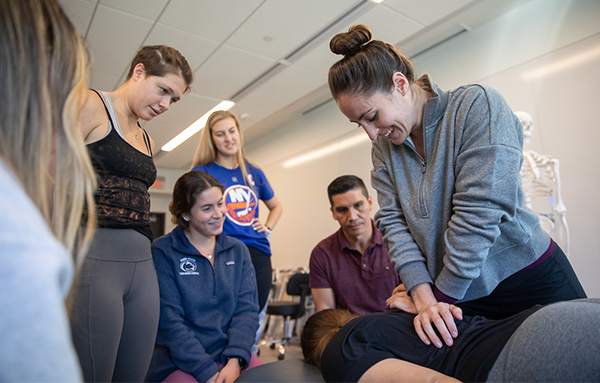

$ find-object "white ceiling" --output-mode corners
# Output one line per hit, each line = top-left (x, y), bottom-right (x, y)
(58, 0), (530, 169)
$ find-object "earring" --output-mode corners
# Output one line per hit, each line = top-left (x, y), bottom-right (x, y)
(183, 216), (190, 222)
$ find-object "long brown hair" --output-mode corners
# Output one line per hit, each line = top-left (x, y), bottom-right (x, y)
(0, 0), (96, 261)
(301, 309), (357, 368)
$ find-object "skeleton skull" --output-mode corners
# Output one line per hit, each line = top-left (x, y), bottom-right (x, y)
(515, 111), (534, 144)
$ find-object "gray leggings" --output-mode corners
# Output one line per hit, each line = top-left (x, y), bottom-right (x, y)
(70, 228), (160, 382)
(487, 299), (600, 382)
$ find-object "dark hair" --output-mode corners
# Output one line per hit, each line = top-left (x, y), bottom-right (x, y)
(301, 309), (357, 368)
(169, 171), (224, 229)
(126, 45), (193, 92)
(328, 24), (418, 100)
(327, 175), (369, 206)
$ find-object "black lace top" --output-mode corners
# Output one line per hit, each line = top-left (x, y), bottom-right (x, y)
(85, 90), (157, 241)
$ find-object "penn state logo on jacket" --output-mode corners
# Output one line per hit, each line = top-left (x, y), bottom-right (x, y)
(179, 257), (198, 275)
(223, 184), (257, 226)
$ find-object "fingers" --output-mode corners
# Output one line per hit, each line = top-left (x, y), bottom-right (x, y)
(440, 306), (458, 343)
(413, 316), (431, 346)
(386, 293), (418, 314)
(386, 295), (402, 309)
(449, 305), (463, 320)
(391, 283), (406, 295)
(414, 302), (460, 348)
(252, 219), (264, 232)
(386, 291), (408, 305)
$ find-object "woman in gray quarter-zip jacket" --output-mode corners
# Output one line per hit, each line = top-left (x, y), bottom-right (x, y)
(326, 24), (586, 350)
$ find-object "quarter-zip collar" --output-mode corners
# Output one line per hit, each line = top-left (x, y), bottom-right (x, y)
(171, 226), (235, 257)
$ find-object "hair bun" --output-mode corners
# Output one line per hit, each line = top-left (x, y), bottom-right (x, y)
(329, 24), (372, 56)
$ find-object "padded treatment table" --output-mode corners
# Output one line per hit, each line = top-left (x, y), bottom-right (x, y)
(235, 359), (324, 383)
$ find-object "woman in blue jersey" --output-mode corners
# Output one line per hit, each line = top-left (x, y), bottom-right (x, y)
(70, 46), (193, 382)
(191, 110), (283, 340)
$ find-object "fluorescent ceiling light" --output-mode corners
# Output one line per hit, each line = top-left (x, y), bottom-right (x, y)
(368, 0), (384, 3)
(161, 100), (235, 152)
(283, 133), (370, 168)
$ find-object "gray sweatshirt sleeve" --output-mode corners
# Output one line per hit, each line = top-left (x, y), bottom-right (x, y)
(436, 86), (525, 299)
(371, 140), (433, 291)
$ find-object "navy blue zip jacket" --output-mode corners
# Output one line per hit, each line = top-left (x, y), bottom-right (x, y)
(147, 226), (259, 382)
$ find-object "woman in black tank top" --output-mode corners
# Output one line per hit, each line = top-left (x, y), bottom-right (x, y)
(70, 46), (193, 383)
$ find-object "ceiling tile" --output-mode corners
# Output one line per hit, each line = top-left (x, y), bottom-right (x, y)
(383, 0), (475, 25)
(99, 0), (169, 20)
(57, 0), (96, 36)
(291, 38), (339, 76)
(293, 4), (424, 74)
(226, 0), (358, 60)
(158, 0), (263, 42)
(145, 23), (221, 71)
(236, 65), (325, 111)
(193, 45), (276, 100)
(355, 4), (425, 45)
(85, 5), (154, 78)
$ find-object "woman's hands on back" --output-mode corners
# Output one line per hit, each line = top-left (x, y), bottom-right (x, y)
(387, 283), (463, 348)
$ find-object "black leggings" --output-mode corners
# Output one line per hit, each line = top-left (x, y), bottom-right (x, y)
(247, 245), (272, 310)
(458, 242), (587, 319)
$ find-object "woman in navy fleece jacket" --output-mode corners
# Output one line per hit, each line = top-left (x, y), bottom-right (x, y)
(147, 171), (260, 383)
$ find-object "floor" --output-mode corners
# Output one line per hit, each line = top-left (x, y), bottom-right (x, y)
(256, 308), (311, 364)
(257, 338), (304, 364)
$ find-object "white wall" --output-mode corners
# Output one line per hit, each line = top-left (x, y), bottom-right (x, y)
(153, 0), (600, 296)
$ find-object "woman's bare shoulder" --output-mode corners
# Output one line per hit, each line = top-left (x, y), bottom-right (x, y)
(80, 89), (110, 143)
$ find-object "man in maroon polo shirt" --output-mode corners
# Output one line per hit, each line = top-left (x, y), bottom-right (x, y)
(309, 175), (399, 315)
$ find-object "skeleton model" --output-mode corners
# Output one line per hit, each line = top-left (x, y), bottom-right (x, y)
(516, 111), (570, 255)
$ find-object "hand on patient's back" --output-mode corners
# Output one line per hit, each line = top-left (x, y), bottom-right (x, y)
(413, 302), (462, 348)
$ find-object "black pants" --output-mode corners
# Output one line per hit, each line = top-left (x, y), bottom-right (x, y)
(457, 242), (587, 319)
(247, 245), (272, 310)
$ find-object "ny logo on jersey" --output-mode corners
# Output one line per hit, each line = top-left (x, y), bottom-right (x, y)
(223, 185), (258, 226)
